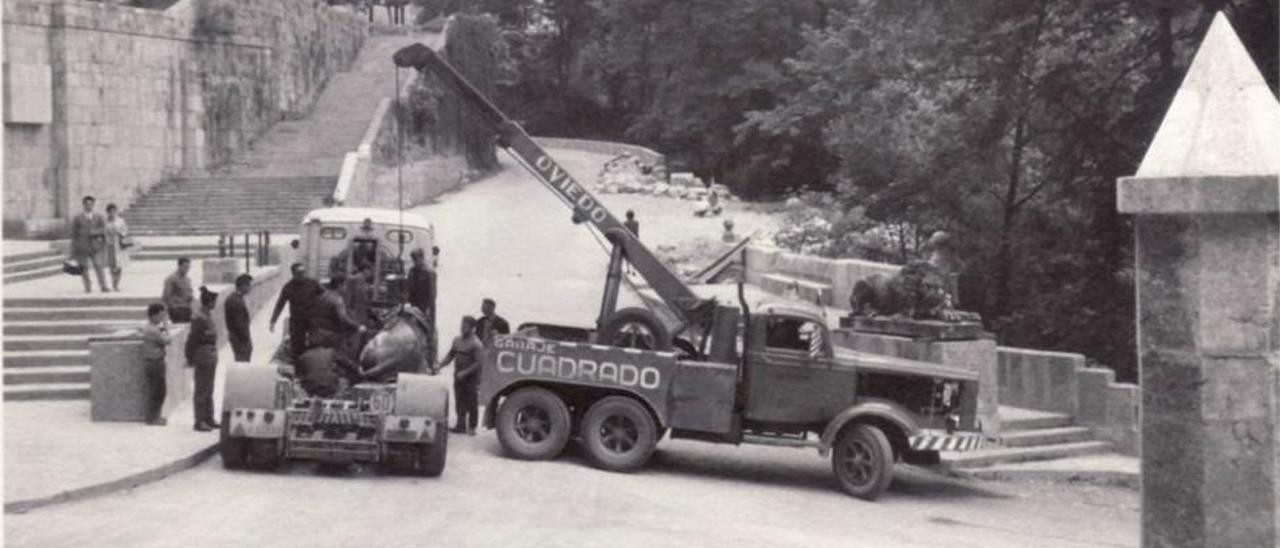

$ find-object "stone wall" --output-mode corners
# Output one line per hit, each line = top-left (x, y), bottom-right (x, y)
(3, 0), (366, 233)
(998, 346), (1139, 455)
(532, 137), (665, 166)
(744, 245), (901, 307)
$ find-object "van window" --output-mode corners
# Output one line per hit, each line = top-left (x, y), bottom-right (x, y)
(320, 227), (347, 240)
(386, 230), (414, 244)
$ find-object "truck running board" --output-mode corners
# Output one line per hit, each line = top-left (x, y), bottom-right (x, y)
(741, 434), (823, 449)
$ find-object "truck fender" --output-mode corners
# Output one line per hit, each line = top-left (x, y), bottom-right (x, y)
(818, 398), (921, 457)
(394, 373), (451, 419)
(223, 365), (283, 411)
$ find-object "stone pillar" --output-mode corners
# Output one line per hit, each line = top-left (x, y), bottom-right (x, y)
(1117, 13), (1280, 547)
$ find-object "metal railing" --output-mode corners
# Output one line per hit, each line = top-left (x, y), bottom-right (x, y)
(218, 231), (272, 270)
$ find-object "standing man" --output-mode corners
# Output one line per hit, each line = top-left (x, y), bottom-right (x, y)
(140, 303), (171, 425)
(438, 316), (484, 435)
(406, 248), (436, 320)
(70, 196), (110, 293)
(309, 274), (367, 353)
(162, 257), (194, 323)
(270, 263), (324, 359)
(225, 273), (254, 363)
(475, 298), (509, 347)
(187, 288), (220, 432)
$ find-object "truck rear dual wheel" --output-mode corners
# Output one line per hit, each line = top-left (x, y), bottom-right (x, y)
(496, 387), (571, 460)
(419, 423), (448, 477)
(581, 396), (658, 472)
(831, 424), (895, 500)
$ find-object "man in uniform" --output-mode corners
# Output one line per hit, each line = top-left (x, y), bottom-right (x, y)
(474, 298), (509, 347)
(269, 263), (324, 359)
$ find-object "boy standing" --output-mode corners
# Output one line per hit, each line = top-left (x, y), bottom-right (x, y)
(140, 303), (171, 425)
(438, 316), (484, 435)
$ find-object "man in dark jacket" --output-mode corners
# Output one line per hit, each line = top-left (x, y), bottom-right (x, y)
(270, 263), (324, 359)
(406, 248), (436, 320)
(475, 298), (510, 347)
(310, 274), (367, 354)
(225, 273), (253, 362)
(186, 287), (220, 431)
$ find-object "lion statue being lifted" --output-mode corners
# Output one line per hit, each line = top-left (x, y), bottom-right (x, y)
(849, 260), (981, 323)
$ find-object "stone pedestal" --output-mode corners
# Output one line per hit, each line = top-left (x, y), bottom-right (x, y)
(89, 327), (191, 422)
(1117, 13), (1280, 547)
(832, 329), (1001, 438)
(202, 257), (242, 285)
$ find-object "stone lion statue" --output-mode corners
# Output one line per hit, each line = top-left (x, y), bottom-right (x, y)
(849, 260), (981, 323)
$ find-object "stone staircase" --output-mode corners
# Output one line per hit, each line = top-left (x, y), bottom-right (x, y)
(4, 249), (64, 284)
(943, 406), (1114, 469)
(124, 33), (439, 237)
(2, 296), (152, 401)
(126, 176), (334, 235)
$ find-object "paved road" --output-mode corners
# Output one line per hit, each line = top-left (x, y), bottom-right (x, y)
(5, 150), (1138, 547)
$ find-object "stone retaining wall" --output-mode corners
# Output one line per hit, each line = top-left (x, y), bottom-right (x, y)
(999, 346), (1139, 455)
(744, 245), (900, 307)
(3, 0), (366, 233)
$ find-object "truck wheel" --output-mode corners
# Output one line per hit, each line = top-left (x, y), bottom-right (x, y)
(831, 423), (895, 500)
(598, 307), (672, 351)
(248, 439), (281, 471)
(419, 422), (449, 477)
(381, 442), (419, 475)
(496, 387), (571, 460)
(219, 416), (248, 470)
(581, 396), (658, 472)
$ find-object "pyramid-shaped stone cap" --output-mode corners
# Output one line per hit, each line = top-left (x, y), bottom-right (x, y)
(1118, 13), (1280, 214)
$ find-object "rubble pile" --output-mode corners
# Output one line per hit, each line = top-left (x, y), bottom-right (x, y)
(593, 153), (736, 202)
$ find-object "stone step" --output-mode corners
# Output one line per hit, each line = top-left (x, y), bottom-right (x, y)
(5, 336), (91, 352)
(3, 320), (142, 336)
(999, 426), (1095, 448)
(1000, 408), (1073, 431)
(132, 243), (222, 251)
(942, 441), (1114, 469)
(4, 350), (92, 368)
(5, 307), (145, 322)
(4, 297), (157, 308)
(3, 382), (91, 401)
(4, 365), (91, 385)
(3, 264), (65, 284)
(4, 249), (62, 263)
(132, 250), (225, 261)
(4, 255), (63, 274)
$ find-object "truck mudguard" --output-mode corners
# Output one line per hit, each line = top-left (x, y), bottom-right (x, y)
(818, 397), (921, 456)
(481, 335), (679, 425)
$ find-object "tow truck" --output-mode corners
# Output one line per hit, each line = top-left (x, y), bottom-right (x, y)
(393, 43), (984, 499)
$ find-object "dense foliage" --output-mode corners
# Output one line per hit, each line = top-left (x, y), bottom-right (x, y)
(428, 0), (1277, 381)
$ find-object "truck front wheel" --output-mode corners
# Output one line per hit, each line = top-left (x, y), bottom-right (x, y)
(496, 387), (571, 460)
(831, 423), (895, 500)
(581, 396), (658, 472)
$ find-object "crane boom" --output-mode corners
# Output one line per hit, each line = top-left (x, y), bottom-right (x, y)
(392, 43), (715, 336)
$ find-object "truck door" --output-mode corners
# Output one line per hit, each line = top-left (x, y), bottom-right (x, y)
(743, 315), (855, 425)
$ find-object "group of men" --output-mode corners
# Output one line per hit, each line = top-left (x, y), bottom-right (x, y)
(269, 247), (438, 378)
